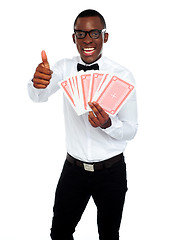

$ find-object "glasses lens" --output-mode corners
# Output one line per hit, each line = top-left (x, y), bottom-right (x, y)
(75, 31), (86, 39)
(90, 30), (100, 39)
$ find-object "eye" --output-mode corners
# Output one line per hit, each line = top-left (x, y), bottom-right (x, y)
(90, 30), (100, 38)
(76, 31), (85, 39)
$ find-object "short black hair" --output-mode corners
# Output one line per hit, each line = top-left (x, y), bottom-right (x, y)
(74, 9), (106, 29)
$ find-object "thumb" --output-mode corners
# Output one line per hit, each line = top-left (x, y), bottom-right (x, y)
(41, 50), (50, 69)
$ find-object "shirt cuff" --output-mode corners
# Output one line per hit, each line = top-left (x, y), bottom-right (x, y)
(101, 116), (123, 140)
(28, 80), (49, 102)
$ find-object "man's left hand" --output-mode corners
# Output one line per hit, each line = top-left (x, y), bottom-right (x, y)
(88, 102), (111, 129)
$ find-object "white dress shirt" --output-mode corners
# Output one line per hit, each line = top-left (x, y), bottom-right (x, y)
(28, 56), (138, 162)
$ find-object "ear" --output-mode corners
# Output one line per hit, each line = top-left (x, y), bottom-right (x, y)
(72, 34), (76, 44)
(104, 33), (109, 43)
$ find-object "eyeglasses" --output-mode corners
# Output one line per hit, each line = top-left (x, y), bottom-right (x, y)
(74, 29), (106, 39)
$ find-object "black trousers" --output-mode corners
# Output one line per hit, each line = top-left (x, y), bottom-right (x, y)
(50, 154), (127, 240)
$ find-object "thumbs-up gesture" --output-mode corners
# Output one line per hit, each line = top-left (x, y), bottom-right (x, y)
(33, 50), (53, 89)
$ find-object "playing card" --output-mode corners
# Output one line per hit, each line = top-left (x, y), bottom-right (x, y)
(88, 72), (105, 102)
(92, 73), (110, 101)
(73, 74), (87, 114)
(95, 75), (135, 116)
(74, 71), (83, 102)
(68, 76), (77, 105)
(69, 75), (78, 107)
(79, 72), (93, 110)
(58, 79), (76, 108)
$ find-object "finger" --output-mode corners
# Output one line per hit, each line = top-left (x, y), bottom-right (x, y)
(33, 78), (50, 86)
(88, 114), (98, 128)
(88, 102), (105, 124)
(37, 64), (53, 75)
(41, 50), (50, 69)
(93, 102), (109, 119)
(33, 83), (47, 89)
(88, 111), (100, 127)
(88, 102), (101, 116)
(34, 71), (52, 81)
(89, 102), (110, 126)
(41, 50), (48, 63)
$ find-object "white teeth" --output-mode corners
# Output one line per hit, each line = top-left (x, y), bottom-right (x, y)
(83, 48), (95, 51)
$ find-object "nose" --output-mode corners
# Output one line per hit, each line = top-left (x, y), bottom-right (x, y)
(83, 33), (93, 44)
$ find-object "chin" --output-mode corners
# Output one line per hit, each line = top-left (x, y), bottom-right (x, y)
(81, 54), (102, 64)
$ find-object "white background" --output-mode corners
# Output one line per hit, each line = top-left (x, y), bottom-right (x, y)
(0, 0), (174, 239)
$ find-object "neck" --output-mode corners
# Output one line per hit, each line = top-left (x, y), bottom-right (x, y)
(81, 55), (103, 65)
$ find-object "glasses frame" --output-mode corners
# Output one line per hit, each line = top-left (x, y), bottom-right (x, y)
(74, 29), (106, 39)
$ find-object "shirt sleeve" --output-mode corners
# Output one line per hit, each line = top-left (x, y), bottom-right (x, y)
(101, 72), (138, 141)
(27, 60), (64, 102)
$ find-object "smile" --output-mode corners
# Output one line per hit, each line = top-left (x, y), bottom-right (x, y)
(82, 48), (96, 56)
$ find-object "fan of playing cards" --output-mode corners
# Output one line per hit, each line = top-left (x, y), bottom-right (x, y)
(58, 71), (135, 116)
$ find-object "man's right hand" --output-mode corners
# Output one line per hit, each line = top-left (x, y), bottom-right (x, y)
(33, 50), (53, 89)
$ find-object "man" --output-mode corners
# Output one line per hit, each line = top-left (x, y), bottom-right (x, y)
(28, 9), (138, 240)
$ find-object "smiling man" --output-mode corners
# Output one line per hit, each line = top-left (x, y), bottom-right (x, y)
(28, 9), (138, 240)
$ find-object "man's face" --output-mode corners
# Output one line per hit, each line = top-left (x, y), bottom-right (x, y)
(73, 16), (108, 64)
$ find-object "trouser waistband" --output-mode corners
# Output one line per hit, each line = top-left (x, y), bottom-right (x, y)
(66, 153), (124, 172)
